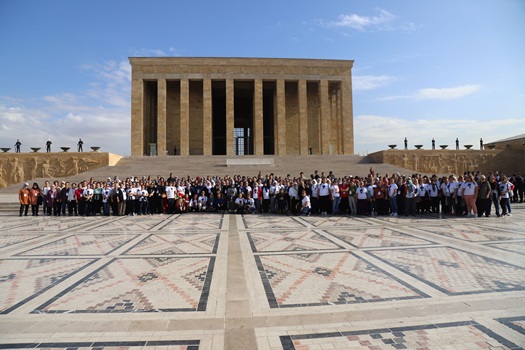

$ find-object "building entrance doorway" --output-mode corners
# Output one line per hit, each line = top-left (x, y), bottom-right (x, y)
(234, 128), (251, 155)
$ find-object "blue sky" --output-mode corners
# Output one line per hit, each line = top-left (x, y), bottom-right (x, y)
(1, 0), (524, 156)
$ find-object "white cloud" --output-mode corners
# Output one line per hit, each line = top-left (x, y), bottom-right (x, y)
(353, 75), (396, 91)
(382, 84), (482, 101)
(330, 9), (395, 31)
(416, 85), (481, 100)
(131, 48), (168, 57)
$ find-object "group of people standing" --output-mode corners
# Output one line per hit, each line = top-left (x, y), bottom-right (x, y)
(17, 170), (523, 218)
(11, 138), (84, 153)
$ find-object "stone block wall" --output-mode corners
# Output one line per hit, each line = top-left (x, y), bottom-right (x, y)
(0, 152), (121, 188)
(368, 149), (525, 176)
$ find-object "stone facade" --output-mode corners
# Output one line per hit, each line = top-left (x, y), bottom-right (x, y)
(488, 134), (525, 151)
(369, 149), (525, 175)
(129, 57), (354, 156)
(0, 153), (121, 188)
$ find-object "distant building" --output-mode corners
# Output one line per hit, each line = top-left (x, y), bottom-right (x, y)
(488, 134), (525, 150)
(129, 57), (354, 156)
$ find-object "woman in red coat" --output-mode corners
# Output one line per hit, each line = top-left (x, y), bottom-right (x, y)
(29, 182), (42, 216)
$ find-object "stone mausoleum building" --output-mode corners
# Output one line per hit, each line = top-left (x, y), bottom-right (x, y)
(129, 57), (354, 156)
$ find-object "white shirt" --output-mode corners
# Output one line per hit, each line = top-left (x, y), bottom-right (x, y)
(67, 188), (77, 201)
(311, 184), (319, 197)
(428, 183), (440, 197)
(462, 181), (477, 196)
(165, 186), (176, 199)
(102, 189), (111, 203)
(84, 188), (94, 200)
(262, 187), (270, 200)
(302, 195), (311, 208)
(318, 183), (330, 196)
(331, 185), (340, 198)
(126, 188), (135, 200)
(499, 182), (511, 198)
(388, 183), (398, 197)
(357, 187), (368, 200)
(418, 184), (428, 197)
(288, 186), (299, 199)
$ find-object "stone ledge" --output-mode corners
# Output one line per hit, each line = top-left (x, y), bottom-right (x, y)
(226, 158), (274, 166)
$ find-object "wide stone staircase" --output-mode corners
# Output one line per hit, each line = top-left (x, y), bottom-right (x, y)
(0, 155), (413, 196)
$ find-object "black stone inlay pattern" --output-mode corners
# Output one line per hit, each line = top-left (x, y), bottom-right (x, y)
(31, 257), (216, 313)
(14, 234), (139, 256)
(0, 340), (200, 349)
(497, 315), (525, 335)
(254, 252), (429, 309)
(281, 321), (520, 350)
(0, 258), (99, 315)
(366, 246), (525, 296)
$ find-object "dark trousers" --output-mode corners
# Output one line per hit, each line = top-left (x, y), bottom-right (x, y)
(477, 198), (491, 217)
(491, 193), (500, 216)
(53, 201), (61, 216)
(78, 200), (86, 216)
(500, 198), (509, 215)
(357, 199), (369, 215)
(31, 204), (39, 216)
(262, 198), (270, 213)
(455, 196), (465, 216)
(405, 197), (416, 216)
(19, 204), (29, 216)
(68, 201), (78, 216)
(430, 196), (440, 213)
(319, 195), (330, 213)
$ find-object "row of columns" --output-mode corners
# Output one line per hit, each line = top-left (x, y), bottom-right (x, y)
(131, 78), (352, 156)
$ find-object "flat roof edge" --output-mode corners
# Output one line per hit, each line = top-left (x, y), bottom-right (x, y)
(128, 56), (354, 67)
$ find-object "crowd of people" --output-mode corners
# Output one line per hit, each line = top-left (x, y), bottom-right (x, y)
(17, 169), (524, 218)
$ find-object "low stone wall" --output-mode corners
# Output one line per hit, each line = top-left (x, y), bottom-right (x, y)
(0, 152), (121, 188)
(226, 158), (274, 166)
(368, 149), (525, 175)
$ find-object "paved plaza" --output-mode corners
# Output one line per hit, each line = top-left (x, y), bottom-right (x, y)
(0, 206), (524, 349)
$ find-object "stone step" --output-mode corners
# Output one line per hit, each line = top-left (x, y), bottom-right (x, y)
(0, 155), (413, 196)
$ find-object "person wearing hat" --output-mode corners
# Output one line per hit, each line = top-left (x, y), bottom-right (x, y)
(77, 138), (83, 152)
(15, 139), (21, 153)
(46, 139), (52, 153)
(19, 182), (30, 216)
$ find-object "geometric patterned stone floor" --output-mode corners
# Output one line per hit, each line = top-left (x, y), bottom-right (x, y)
(0, 204), (524, 349)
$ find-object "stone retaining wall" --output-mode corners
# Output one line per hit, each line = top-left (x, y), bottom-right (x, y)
(0, 152), (121, 188)
(368, 149), (525, 175)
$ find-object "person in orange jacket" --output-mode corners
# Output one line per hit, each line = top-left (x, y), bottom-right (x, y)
(19, 182), (30, 216)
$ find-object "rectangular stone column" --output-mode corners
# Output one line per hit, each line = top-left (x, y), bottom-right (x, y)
(131, 78), (144, 156)
(157, 79), (167, 156)
(203, 79), (212, 156)
(275, 79), (286, 155)
(319, 80), (330, 155)
(226, 79), (235, 156)
(253, 79), (264, 155)
(180, 79), (190, 156)
(341, 77), (354, 155)
(298, 79), (308, 155)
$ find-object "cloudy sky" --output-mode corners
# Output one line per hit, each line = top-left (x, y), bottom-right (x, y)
(1, 0), (524, 156)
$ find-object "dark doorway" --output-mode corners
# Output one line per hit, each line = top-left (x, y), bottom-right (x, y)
(263, 81), (275, 155)
(212, 81), (226, 155)
(234, 81), (254, 155)
(144, 80), (158, 155)
(234, 128), (251, 155)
